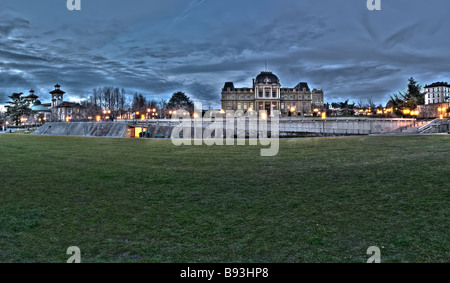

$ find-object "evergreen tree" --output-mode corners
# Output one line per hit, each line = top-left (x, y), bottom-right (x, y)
(5, 93), (32, 126)
(167, 92), (194, 113)
(399, 77), (425, 110)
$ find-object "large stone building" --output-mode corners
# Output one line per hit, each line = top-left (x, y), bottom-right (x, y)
(424, 82), (450, 105)
(221, 71), (324, 116)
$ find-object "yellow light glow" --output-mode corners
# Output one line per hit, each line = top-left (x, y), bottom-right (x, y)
(96, 115), (101, 122)
(134, 127), (143, 138)
(193, 113), (199, 119)
(153, 108), (157, 113)
(321, 112), (326, 119)
(141, 115), (145, 120)
(291, 107), (296, 112)
(314, 108), (319, 112)
(261, 112), (268, 120)
(440, 114), (444, 119)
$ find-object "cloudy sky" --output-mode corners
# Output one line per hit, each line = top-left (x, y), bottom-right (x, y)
(1, 0), (449, 108)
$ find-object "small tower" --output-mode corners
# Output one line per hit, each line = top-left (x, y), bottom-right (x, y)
(50, 84), (65, 108)
(50, 84), (65, 121)
(25, 90), (39, 105)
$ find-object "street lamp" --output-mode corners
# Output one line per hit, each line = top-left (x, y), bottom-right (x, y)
(438, 107), (446, 119)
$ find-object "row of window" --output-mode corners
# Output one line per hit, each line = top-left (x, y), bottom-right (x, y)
(225, 102), (311, 112)
(427, 87), (450, 92)
(223, 95), (313, 100)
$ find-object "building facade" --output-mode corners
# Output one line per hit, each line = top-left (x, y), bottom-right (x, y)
(221, 71), (324, 116)
(425, 82), (450, 105)
(49, 84), (82, 121)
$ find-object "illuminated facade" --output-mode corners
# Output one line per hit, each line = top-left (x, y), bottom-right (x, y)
(221, 71), (324, 116)
(425, 82), (450, 105)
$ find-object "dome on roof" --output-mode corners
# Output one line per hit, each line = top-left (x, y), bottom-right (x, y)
(255, 72), (280, 85)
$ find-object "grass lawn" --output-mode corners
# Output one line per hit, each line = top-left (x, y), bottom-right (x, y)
(0, 134), (448, 263)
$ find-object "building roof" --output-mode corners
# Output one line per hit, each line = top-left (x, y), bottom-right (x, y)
(255, 71), (280, 85)
(223, 82), (235, 91)
(294, 82), (310, 92)
(50, 89), (65, 95)
(31, 105), (51, 112)
(25, 94), (39, 99)
(425, 82), (450, 88)
(55, 102), (81, 108)
(41, 103), (52, 107)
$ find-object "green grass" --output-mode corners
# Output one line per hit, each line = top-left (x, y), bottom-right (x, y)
(0, 134), (449, 263)
(4, 129), (35, 134)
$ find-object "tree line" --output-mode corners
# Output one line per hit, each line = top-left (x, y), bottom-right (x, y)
(82, 88), (194, 118)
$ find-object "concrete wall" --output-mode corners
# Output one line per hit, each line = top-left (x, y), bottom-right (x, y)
(418, 103), (450, 118)
(32, 118), (419, 139)
(279, 117), (417, 135)
(32, 122), (129, 138)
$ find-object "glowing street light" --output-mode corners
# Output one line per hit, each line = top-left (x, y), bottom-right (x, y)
(261, 112), (268, 120)
(438, 107), (445, 119)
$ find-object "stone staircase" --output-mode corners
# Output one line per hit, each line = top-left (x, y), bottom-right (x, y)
(417, 118), (441, 134)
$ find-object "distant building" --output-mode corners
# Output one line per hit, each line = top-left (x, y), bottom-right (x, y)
(221, 71), (324, 116)
(49, 84), (83, 121)
(5, 84), (83, 124)
(311, 88), (324, 108)
(424, 82), (450, 105)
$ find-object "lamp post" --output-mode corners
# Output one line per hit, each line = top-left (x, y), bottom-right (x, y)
(438, 107), (446, 119)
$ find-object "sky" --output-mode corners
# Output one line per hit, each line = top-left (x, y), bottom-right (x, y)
(1, 0), (450, 108)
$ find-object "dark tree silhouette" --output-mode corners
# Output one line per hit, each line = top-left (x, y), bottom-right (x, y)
(5, 93), (32, 126)
(167, 92), (194, 114)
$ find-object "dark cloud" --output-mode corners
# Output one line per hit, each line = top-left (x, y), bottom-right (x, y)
(0, 16), (29, 36)
(0, 0), (449, 108)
